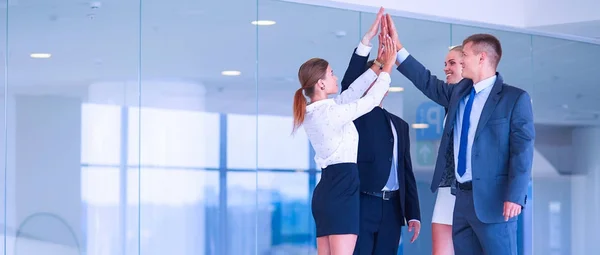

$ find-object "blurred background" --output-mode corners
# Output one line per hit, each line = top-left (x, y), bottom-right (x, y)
(0, 0), (599, 254)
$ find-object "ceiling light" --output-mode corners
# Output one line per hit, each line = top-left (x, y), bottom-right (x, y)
(411, 123), (429, 129)
(251, 20), (276, 26)
(221, 70), (241, 76)
(30, 53), (51, 59)
(388, 87), (404, 92)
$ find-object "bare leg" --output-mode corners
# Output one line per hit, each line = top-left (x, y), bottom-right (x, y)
(329, 234), (358, 255)
(432, 223), (454, 255)
(317, 236), (331, 255)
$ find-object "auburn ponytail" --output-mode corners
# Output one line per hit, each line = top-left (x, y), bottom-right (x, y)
(292, 88), (307, 133)
(293, 58), (329, 134)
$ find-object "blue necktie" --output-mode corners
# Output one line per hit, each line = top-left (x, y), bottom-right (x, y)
(457, 88), (476, 177)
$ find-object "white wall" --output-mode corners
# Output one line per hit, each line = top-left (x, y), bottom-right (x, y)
(525, 0), (600, 27)
(284, 0), (600, 29)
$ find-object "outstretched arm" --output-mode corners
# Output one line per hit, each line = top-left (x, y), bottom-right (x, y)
(330, 35), (396, 124)
(340, 43), (372, 93)
(328, 71), (391, 124)
(385, 14), (455, 108)
(338, 7), (384, 102)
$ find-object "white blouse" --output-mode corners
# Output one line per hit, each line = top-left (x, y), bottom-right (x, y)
(303, 69), (391, 169)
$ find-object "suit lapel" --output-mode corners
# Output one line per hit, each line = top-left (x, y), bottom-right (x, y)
(474, 74), (504, 141)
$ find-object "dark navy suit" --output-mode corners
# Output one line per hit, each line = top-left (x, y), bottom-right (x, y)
(341, 48), (421, 255)
(397, 50), (535, 255)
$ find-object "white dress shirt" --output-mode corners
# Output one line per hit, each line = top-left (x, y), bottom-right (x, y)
(382, 120), (400, 191)
(304, 69), (391, 169)
(395, 48), (496, 183)
(452, 76), (495, 183)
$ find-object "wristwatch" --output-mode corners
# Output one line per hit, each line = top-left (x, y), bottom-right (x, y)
(373, 59), (384, 70)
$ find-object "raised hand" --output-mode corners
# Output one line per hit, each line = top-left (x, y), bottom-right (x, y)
(376, 33), (385, 61)
(361, 7), (384, 46)
(385, 14), (403, 51)
(380, 11), (389, 39)
(379, 35), (396, 73)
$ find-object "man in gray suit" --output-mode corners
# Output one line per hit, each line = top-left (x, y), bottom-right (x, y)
(384, 15), (534, 255)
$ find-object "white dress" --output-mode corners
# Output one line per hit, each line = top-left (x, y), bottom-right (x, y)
(432, 113), (456, 225)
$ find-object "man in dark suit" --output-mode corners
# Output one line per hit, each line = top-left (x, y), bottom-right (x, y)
(386, 15), (535, 255)
(342, 11), (421, 255)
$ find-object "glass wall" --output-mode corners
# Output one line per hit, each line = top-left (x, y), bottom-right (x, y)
(1, 0), (599, 255)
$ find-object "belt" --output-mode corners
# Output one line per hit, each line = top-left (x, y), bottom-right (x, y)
(456, 181), (473, 190)
(361, 190), (399, 200)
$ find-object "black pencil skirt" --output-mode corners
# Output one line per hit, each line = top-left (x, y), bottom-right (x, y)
(312, 162), (360, 237)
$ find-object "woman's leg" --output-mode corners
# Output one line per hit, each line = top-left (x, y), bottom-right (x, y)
(432, 223), (454, 255)
(317, 236), (332, 255)
(329, 234), (358, 255)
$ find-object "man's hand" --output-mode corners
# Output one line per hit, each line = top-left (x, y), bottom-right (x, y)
(361, 7), (384, 46)
(503, 201), (522, 221)
(408, 220), (421, 243)
(385, 14), (403, 51)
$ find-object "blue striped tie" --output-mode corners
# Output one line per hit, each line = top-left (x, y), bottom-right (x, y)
(457, 88), (476, 177)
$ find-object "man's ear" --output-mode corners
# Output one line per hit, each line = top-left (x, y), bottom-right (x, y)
(480, 51), (487, 64)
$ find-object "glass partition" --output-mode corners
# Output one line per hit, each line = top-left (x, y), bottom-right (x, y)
(1, 1), (599, 255)
(256, 1), (360, 253)
(0, 5), (5, 255)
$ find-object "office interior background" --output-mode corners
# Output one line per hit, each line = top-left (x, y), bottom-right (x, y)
(0, 0), (599, 254)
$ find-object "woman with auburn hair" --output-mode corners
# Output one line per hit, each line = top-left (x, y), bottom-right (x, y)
(292, 34), (397, 255)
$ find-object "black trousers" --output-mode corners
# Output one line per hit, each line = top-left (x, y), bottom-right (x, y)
(353, 192), (403, 255)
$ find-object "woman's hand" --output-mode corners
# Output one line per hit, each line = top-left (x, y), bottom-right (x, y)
(379, 35), (396, 73)
(361, 7), (384, 46)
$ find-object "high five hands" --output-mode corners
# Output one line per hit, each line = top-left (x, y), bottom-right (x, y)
(363, 8), (404, 62)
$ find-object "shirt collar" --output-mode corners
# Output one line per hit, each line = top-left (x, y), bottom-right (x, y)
(473, 75), (496, 93)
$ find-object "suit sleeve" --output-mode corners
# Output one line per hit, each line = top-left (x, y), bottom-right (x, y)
(506, 91), (535, 207)
(402, 122), (421, 221)
(395, 49), (454, 108)
(341, 45), (370, 93)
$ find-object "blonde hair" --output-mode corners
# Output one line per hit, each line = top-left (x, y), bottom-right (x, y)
(449, 45), (463, 52)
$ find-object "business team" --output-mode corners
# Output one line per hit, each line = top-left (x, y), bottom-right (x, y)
(295, 7), (535, 255)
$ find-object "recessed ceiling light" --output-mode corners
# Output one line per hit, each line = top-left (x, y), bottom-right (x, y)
(388, 87), (404, 92)
(251, 20), (276, 26)
(411, 123), (429, 129)
(221, 70), (241, 76)
(30, 53), (51, 59)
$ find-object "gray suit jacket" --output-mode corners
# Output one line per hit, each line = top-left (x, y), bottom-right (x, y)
(397, 55), (535, 224)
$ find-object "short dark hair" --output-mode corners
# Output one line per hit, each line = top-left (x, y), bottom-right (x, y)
(463, 34), (502, 68)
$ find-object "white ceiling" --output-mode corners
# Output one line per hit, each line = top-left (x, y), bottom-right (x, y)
(0, 0), (598, 127)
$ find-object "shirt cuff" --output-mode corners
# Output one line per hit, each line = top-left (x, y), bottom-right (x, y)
(355, 42), (372, 57)
(377, 71), (391, 83)
(396, 48), (410, 65)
